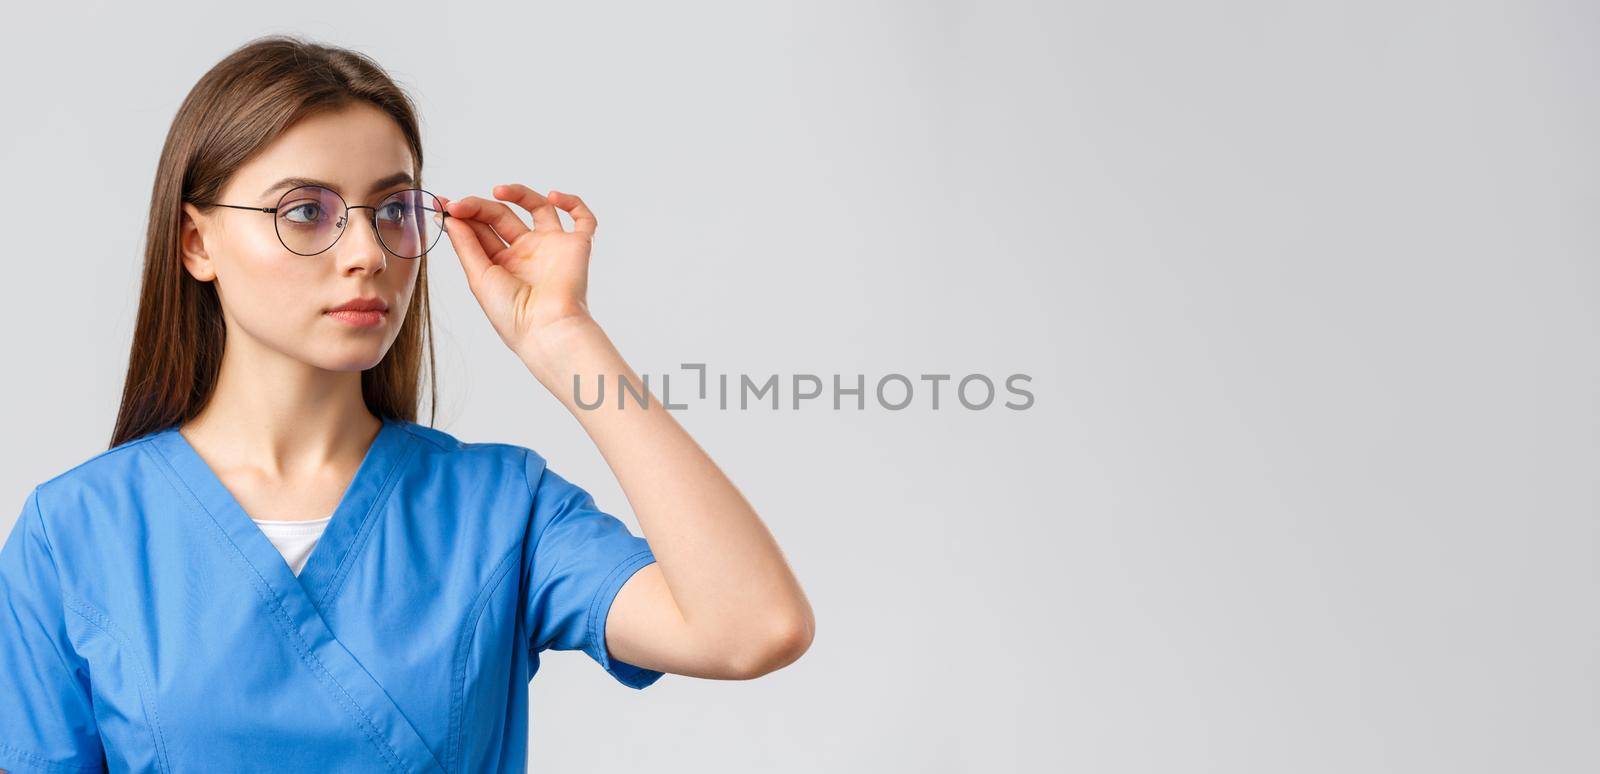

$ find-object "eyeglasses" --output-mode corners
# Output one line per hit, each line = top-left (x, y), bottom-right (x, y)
(192, 185), (451, 259)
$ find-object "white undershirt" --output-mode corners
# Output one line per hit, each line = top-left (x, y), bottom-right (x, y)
(249, 514), (334, 576)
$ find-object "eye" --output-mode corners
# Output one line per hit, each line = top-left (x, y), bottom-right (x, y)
(282, 201), (325, 225)
(377, 200), (414, 224)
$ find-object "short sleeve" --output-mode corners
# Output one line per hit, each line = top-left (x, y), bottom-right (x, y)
(0, 488), (107, 773)
(523, 452), (666, 690)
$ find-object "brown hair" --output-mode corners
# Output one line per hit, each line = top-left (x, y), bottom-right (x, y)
(109, 34), (438, 449)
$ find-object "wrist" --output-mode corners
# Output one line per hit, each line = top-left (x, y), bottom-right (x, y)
(515, 314), (611, 394)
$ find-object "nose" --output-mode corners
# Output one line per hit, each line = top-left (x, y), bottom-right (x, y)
(333, 207), (387, 275)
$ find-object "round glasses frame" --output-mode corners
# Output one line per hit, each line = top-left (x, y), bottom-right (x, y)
(192, 184), (452, 259)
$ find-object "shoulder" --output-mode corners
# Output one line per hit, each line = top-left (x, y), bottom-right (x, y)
(16, 430), (167, 548)
(37, 429), (163, 488)
(389, 422), (586, 528)
(389, 419), (554, 486)
(30, 429), (166, 511)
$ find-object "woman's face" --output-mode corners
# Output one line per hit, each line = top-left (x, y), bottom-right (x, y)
(179, 102), (422, 373)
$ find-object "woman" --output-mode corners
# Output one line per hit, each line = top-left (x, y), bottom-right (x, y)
(0, 36), (813, 773)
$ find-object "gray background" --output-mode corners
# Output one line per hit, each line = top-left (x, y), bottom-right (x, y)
(2, 1), (1594, 771)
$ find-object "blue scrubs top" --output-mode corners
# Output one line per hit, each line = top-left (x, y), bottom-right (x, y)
(0, 418), (664, 773)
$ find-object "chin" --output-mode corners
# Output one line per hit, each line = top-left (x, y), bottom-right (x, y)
(309, 346), (388, 373)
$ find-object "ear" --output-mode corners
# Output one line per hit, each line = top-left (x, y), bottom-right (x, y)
(179, 203), (217, 282)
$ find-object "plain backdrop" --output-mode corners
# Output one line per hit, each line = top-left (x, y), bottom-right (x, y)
(1, 1), (1594, 772)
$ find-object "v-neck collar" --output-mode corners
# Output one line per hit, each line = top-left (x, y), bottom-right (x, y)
(146, 417), (443, 773)
(149, 416), (415, 611)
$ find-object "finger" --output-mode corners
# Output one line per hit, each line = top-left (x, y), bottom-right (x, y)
(447, 196), (532, 244)
(547, 190), (597, 237)
(440, 196), (511, 263)
(449, 210), (515, 263)
(441, 206), (495, 287)
(493, 183), (564, 232)
(465, 219), (510, 262)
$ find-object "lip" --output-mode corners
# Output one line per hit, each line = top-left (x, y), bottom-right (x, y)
(325, 309), (386, 328)
(327, 297), (389, 313)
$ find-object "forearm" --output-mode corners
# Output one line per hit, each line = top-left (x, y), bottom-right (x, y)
(516, 316), (814, 651)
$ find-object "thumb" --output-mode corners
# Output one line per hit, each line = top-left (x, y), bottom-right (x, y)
(442, 201), (495, 291)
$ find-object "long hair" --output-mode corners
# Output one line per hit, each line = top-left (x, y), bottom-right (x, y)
(110, 35), (438, 449)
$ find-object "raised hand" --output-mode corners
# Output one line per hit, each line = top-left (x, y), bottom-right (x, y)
(440, 183), (599, 355)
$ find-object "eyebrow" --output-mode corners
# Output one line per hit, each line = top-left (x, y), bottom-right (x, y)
(260, 171), (415, 200)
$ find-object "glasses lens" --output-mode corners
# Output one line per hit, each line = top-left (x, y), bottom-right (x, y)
(375, 189), (445, 259)
(275, 186), (346, 256)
